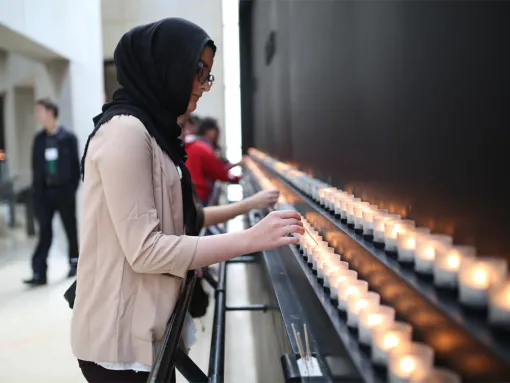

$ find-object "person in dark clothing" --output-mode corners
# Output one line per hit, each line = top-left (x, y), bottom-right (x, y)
(24, 99), (80, 286)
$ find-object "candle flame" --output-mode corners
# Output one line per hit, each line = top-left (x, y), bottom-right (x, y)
(446, 252), (461, 270)
(355, 299), (369, 312)
(423, 247), (435, 260)
(406, 237), (416, 249)
(367, 314), (383, 327)
(382, 333), (400, 349)
(345, 286), (361, 298)
(399, 356), (416, 374)
(472, 267), (489, 288)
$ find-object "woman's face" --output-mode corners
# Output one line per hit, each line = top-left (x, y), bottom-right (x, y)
(187, 46), (214, 114)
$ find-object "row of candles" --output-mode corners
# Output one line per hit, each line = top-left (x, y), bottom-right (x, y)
(249, 149), (510, 330)
(299, 217), (459, 383)
(244, 156), (445, 381)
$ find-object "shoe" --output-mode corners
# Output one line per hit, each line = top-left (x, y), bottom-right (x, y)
(23, 277), (47, 286)
(67, 266), (77, 278)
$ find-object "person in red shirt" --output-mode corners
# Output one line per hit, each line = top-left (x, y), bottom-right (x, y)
(185, 117), (240, 205)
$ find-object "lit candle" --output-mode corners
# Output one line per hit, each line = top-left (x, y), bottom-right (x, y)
(323, 261), (349, 288)
(414, 234), (453, 275)
(333, 192), (348, 218)
(396, 228), (430, 263)
(329, 270), (358, 300)
(363, 209), (388, 237)
(359, 305), (396, 346)
(353, 203), (376, 232)
(489, 279), (510, 329)
(372, 322), (413, 367)
(305, 240), (326, 262)
(337, 280), (369, 311)
(410, 368), (461, 383)
(459, 257), (508, 308)
(316, 256), (342, 278)
(374, 214), (401, 244)
(346, 198), (362, 226)
(388, 343), (434, 383)
(384, 219), (416, 253)
(320, 187), (337, 210)
(347, 291), (380, 328)
(312, 247), (335, 270)
(339, 195), (356, 221)
(434, 246), (476, 289)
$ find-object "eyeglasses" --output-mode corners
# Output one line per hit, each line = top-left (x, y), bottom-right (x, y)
(197, 60), (214, 87)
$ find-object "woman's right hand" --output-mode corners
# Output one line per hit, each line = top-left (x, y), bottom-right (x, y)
(248, 189), (280, 210)
(247, 210), (304, 252)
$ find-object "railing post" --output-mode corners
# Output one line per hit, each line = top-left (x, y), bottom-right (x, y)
(208, 261), (227, 383)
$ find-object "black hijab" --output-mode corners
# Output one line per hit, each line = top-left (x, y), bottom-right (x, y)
(81, 18), (216, 234)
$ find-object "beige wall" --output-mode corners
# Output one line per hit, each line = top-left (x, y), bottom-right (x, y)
(101, 0), (226, 147)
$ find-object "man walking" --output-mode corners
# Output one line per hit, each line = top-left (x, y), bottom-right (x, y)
(24, 99), (80, 286)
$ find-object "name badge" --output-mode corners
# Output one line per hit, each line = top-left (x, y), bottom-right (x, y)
(45, 148), (59, 161)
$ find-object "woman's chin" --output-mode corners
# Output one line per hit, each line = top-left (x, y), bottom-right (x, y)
(187, 100), (198, 114)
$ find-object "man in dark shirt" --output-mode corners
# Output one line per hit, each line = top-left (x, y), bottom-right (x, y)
(24, 99), (80, 286)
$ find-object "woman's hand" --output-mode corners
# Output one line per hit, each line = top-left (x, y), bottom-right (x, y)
(248, 189), (280, 210)
(247, 210), (304, 252)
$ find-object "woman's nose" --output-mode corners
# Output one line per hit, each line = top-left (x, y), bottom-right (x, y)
(201, 81), (211, 92)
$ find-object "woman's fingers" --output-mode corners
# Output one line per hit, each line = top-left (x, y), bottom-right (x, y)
(280, 218), (304, 228)
(279, 224), (304, 236)
(279, 235), (301, 246)
(274, 210), (301, 220)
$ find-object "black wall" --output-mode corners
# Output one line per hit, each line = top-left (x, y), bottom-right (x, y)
(242, 0), (510, 255)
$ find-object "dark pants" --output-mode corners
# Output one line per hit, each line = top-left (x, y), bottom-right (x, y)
(78, 360), (176, 383)
(78, 360), (152, 383)
(32, 187), (78, 277)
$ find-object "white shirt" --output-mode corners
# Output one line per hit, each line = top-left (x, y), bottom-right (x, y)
(98, 312), (197, 372)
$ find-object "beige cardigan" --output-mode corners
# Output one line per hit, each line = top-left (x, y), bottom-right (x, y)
(71, 115), (199, 366)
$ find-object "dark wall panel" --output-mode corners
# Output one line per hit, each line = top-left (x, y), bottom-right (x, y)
(248, 0), (510, 255)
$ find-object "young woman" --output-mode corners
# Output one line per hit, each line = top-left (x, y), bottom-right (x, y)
(70, 18), (303, 383)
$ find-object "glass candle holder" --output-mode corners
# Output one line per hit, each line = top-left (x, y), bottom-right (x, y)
(372, 322), (413, 367)
(384, 219), (415, 253)
(312, 247), (335, 270)
(329, 270), (358, 300)
(316, 255), (340, 278)
(339, 195), (355, 220)
(388, 343), (434, 383)
(353, 202), (371, 230)
(363, 208), (388, 236)
(322, 187), (337, 210)
(347, 291), (380, 328)
(337, 280), (369, 311)
(346, 198), (362, 225)
(319, 187), (336, 206)
(306, 239), (324, 258)
(459, 257), (508, 308)
(434, 246), (476, 289)
(410, 368), (461, 383)
(333, 192), (347, 216)
(489, 279), (510, 329)
(396, 228), (430, 263)
(374, 214), (401, 244)
(359, 305), (396, 346)
(323, 261), (349, 288)
(415, 234), (453, 275)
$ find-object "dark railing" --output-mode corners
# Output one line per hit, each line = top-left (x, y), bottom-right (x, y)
(147, 272), (205, 383)
(148, 182), (269, 383)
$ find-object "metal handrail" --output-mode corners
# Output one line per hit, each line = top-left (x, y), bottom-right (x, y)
(147, 272), (201, 383)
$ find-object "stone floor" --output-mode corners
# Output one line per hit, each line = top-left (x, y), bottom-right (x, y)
(0, 214), (258, 382)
